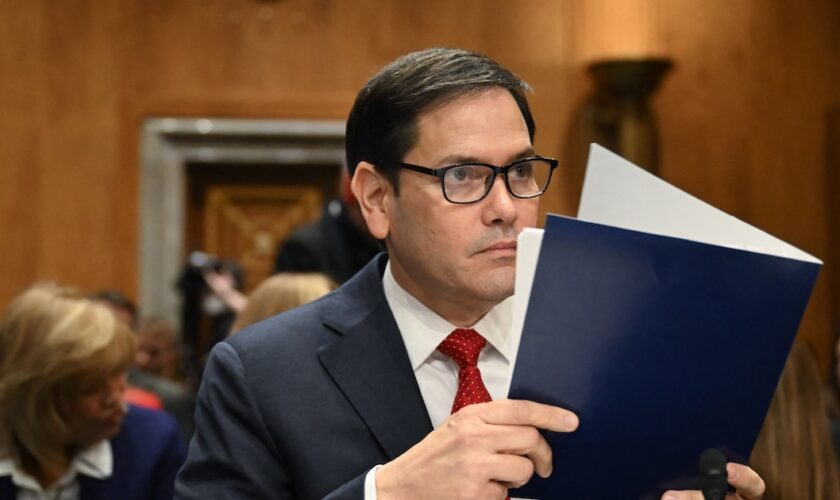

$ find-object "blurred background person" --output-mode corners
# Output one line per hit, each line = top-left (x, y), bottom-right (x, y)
(0, 283), (185, 499)
(199, 267), (248, 316)
(92, 290), (195, 443)
(229, 272), (336, 334)
(827, 330), (840, 458)
(89, 290), (138, 330)
(750, 338), (840, 500)
(176, 253), (245, 375)
(136, 317), (187, 384)
(274, 174), (380, 285)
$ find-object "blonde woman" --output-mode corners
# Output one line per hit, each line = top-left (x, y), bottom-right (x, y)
(230, 272), (337, 334)
(0, 284), (185, 500)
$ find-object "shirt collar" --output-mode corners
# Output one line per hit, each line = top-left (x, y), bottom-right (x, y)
(0, 440), (112, 492)
(382, 261), (514, 371)
(74, 439), (112, 479)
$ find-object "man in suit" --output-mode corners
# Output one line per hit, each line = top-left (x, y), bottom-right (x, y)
(176, 48), (766, 499)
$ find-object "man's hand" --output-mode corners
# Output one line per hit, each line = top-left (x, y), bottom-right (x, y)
(201, 269), (247, 313)
(375, 399), (579, 500)
(662, 462), (765, 500)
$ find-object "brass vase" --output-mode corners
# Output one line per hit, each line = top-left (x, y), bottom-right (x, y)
(581, 58), (673, 174)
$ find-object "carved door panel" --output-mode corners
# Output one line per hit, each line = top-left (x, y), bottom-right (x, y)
(186, 162), (340, 291)
(203, 185), (322, 291)
(184, 162), (339, 359)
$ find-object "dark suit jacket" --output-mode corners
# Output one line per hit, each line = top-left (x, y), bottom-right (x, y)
(0, 405), (186, 500)
(274, 198), (381, 284)
(176, 254), (434, 499)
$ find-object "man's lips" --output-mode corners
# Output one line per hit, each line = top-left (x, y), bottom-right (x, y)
(477, 241), (517, 255)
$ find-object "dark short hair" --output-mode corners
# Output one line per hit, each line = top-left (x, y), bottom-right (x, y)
(90, 289), (137, 328)
(345, 47), (535, 191)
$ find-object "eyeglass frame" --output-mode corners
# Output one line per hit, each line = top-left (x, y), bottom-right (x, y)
(373, 155), (559, 204)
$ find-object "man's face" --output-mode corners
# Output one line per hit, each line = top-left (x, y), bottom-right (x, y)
(377, 88), (539, 324)
(135, 331), (169, 376)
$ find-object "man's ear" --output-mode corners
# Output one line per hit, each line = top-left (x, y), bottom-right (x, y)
(351, 162), (391, 240)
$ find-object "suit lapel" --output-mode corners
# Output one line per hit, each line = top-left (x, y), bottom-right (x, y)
(318, 255), (433, 460)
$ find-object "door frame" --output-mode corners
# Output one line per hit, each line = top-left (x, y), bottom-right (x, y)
(139, 117), (345, 328)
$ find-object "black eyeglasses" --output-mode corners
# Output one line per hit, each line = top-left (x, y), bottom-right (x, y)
(375, 156), (559, 204)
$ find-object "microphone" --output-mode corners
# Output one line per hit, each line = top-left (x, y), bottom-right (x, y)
(698, 448), (728, 500)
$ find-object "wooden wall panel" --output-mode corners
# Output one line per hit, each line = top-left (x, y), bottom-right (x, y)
(0, 1), (46, 299)
(481, 0), (588, 220)
(827, 107), (840, 366)
(0, 0), (838, 370)
(37, 2), (124, 290)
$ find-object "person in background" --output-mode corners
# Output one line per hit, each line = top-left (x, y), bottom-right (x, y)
(90, 290), (163, 409)
(751, 338), (840, 499)
(0, 283), (185, 500)
(229, 272), (337, 334)
(274, 172), (380, 285)
(199, 269), (248, 315)
(827, 331), (840, 458)
(136, 317), (188, 384)
(89, 290), (138, 330)
(92, 290), (195, 443)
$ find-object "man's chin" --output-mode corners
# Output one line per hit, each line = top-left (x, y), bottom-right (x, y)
(476, 268), (515, 302)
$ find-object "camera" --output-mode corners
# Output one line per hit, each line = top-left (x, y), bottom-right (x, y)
(186, 251), (223, 272)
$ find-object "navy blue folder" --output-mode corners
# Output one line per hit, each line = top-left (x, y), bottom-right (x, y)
(508, 214), (821, 499)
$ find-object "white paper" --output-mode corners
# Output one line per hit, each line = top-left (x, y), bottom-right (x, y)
(578, 144), (821, 264)
(509, 227), (544, 375)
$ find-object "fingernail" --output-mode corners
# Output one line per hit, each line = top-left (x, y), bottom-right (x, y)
(564, 414), (578, 429)
(727, 463), (739, 480)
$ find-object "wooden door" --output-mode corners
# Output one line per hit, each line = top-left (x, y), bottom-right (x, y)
(184, 161), (340, 358)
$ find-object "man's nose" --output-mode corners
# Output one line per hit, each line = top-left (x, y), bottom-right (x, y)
(481, 174), (517, 224)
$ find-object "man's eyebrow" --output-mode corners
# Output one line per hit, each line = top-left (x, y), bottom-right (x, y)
(434, 147), (536, 167)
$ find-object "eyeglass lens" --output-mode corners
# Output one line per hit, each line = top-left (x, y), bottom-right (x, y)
(443, 159), (552, 203)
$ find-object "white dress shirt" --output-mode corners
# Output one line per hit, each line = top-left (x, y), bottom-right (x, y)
(364, 262), (517, 498)
(0, 440), (113, 500)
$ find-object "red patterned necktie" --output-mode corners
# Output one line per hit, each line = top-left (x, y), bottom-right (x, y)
(438, 329), (511, 499)
(437, 328), (493, 414)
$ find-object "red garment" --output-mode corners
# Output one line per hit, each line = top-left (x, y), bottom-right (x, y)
(125, 386), (164, 410)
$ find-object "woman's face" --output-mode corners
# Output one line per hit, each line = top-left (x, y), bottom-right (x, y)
(66, 372), (128, 448)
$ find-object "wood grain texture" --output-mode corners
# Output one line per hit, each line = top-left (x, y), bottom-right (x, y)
(827, 107), (840, 361)
(0, 0), (837, 370)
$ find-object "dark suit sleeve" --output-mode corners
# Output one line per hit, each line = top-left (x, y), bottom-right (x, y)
(175, 342), (368, 499)
(175, 342), (292, 499)
(323, 476), (367, 500)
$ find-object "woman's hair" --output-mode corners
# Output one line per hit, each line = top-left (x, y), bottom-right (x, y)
(0, 283), (136, 474)
(828, 331), (840, 421)
(230, 273), (336, 334)
(750, 338), (840, 499)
